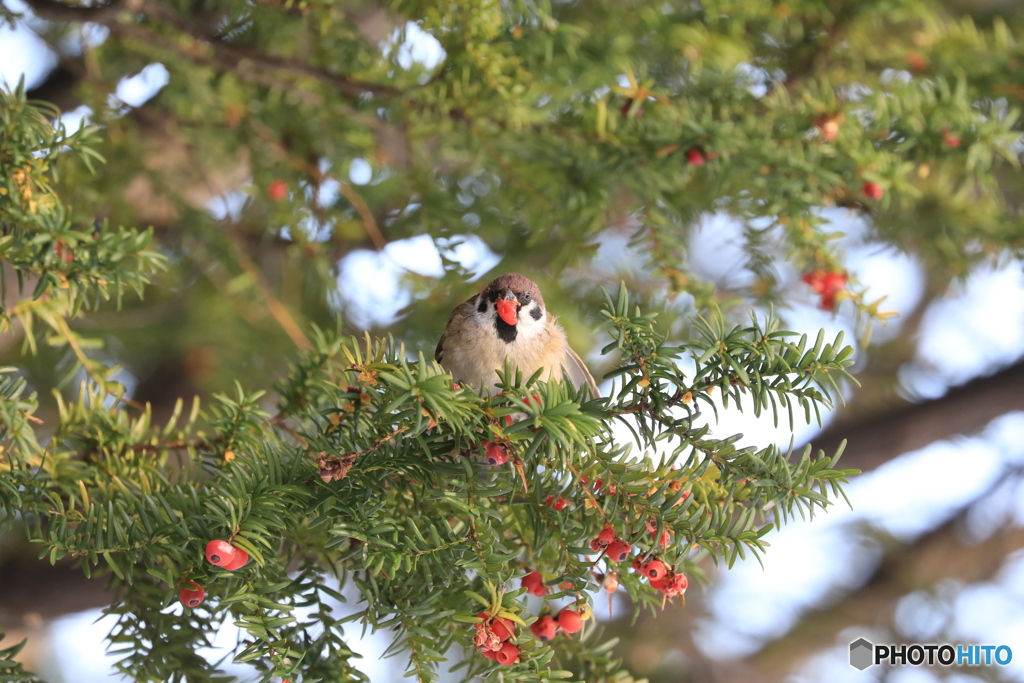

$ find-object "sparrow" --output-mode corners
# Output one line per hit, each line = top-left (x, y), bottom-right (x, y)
(435, 273), (599, 396)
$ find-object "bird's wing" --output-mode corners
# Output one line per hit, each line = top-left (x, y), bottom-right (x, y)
(435, 296), (477, 364)
(562, 345), (599, 397)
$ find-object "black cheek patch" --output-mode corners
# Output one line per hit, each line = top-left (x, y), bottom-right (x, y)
(495, 318), (518, 343)
(477, 297), (488, 314)
(530, 305), (542, 321)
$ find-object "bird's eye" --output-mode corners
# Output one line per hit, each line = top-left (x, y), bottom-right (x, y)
(520, 293), (531, 304)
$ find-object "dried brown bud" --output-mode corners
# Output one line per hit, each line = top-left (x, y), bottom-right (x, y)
(317, 452), (356, 483)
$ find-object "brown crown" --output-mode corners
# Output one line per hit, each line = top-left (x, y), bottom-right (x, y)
(484, 273), (545, 308)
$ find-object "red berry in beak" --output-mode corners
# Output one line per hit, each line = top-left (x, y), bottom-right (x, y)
(495, 299), (518, 326)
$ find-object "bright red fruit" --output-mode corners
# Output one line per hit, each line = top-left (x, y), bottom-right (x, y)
(531, 615), (559, 641)
(606, 540), (633, 562)
(644, 560), (668, 581)
(205, 539), (237, 567)
(802, 269), (847, 311)
(482, 648), (499, 660)
(522, 570), (546, 597)
(484, 441), (509, 466)
(597, 525), (616, 546)
(478, 612), (515, 641)
(686, 148), (706, 166)
(267, 180), (288, 201)
(862, 181), (883, 201)
(661, 572), (689, 596)
(942, 130), (961, 148)
(545, 495), (568, 511)
(557, 609), (583, 634)
(222, 547), (250, 571)
(496, 642), (520, 666)
(178, 581), (205, 607)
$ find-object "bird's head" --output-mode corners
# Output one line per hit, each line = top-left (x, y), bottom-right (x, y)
(478, 273), (546, 343)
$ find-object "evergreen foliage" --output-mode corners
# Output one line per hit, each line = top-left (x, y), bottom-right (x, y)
(0, 0), (1022, 681)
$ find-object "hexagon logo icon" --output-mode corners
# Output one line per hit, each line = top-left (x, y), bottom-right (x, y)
(849, 638), (874, 671)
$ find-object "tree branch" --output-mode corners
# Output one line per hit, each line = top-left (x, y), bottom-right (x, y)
(23, 0), (399, 101)
(807, 355), (1024, 474)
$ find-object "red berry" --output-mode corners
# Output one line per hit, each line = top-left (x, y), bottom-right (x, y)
(222, 547), (250, 571)
(496, 642), (520, 666)
(606, 539), (632, 562)
(649, 576), (666, 590)
(802, 270), (827, 294)
(268, 180), (288, 201)
(178, 581), (205, 607)
(557, 609), (583, 634)
(545, 495), (568, 511)
(822, 272), (846, 293)
(686, 148), (706, 166)
(530, 615), (559, 641)
(205, 539), (237, 567)
(906, 53), (928, 72)
(484, 441), (509, 466)
(644, 560), (668, 581)
(862, 181), (883, 201)
(522, 570), (546, 597)
(661, 572), (688, 596)
(942, 130), (961, 148)
(482, 647), (500, 660)
(477, 612), (515, 641)
(597, 525), (615, 546)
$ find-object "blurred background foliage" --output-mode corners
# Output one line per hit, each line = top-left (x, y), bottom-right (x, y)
(2, 0), (1024, 680)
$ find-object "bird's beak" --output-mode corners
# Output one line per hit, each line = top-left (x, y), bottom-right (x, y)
(495, 289), (518, 326)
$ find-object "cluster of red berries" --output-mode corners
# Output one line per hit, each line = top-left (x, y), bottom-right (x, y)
(801, 269), (847, 312)
(632, 556), (688, 597)
(589, 524), (632, 562)
(176, 539), (251, 608)
(530, 608), (583, 641)
(472, 612), (520, 666)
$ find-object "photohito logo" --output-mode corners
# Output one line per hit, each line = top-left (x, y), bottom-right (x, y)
(849, 638), (1013, 671)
